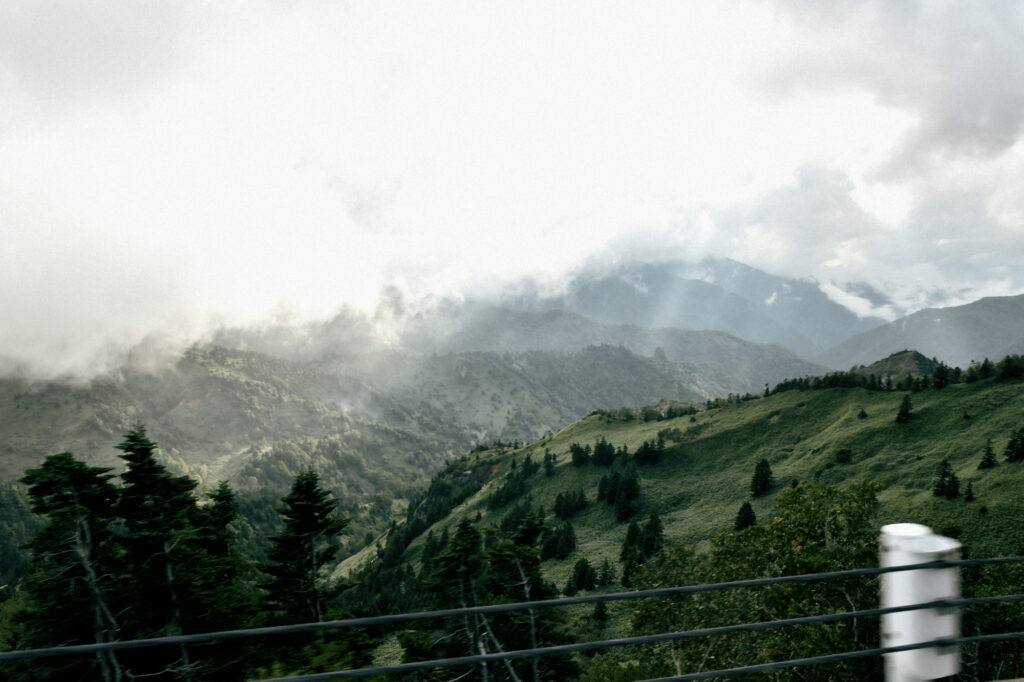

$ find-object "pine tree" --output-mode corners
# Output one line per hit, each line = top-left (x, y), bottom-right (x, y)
(1005, 428), (1024, 463)
(932, 459), (960, 499)
(262, 470), (348, 624)
(734, 501), (757, 531)
(19, 453), (123, 682)
(978, 438), (998, 469)
(115, 425), (200, 675)
(751, 459), (774, 497)
(614, 466), (641, 521)
(641, 512), (664, 556)
(895, 394), (913, 423)
(178, 481), (256, 680)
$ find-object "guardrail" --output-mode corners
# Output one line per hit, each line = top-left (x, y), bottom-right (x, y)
(3, 524), (1023, 681)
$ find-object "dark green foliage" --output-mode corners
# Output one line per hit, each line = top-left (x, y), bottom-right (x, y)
(932, 459), (960, 499)
(17, 452), (123, 681)
(597, 558), (616, 586)
(965, 480), (975, 502)
(540, 521), (576, 560)
(857, 407), (868, 419)
(553, 488), (587, 519)
(565, 557), (597, 595)
(115, 426), (199, 649)
(570, 442), (592, 466)
(614, 468), (642, 521)
(1004, 427), (1024, 463)
(734, 501), (757, 531)
(978, 438), (998, 469)
(996, 354), (1024, 380)
(631, 482), (882, 678)
(593, 437), (616, 466)
(543, 448), (556, 476)
(261, 470), (348, 624)
(499, 499), (535, 534)
(417, 516), (576, 681)
(619, 513), (664, 588)
(751, 458), (774, 497)
(633, 435), (664, 465)
(641, 512), (664, 556)
(593, 599), (608, 624)
(13, 429), (257, 681)
(519, 453), (540, 478)
(486, 462), (532, 510)
(895, 393), (913, 423)
(598, 465), (642, 519)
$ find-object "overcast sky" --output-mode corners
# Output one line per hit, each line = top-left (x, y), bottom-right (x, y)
(2, 1), (1023, 377)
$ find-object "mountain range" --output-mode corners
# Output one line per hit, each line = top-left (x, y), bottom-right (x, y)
(2, 256), (1022, 505)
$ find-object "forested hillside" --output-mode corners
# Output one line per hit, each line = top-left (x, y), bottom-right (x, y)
(3, 354), (1023, 680)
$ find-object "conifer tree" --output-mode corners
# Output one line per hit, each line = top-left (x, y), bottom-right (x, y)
(262, 470), (348, 624)
(115, 425), (200, 674)
(1005, 428), (1024, 463)
(734, 501), (757, 531)
(597, 558), (616, 585)
(751, 458), (774, 497)
(641, 512), (665, 556)
(932, 459), (960, 499)
(895, 394), (913, 423)
(614, 466), (641, 521)
(19, 453), (123, 682)
(978, 438), (998, 469)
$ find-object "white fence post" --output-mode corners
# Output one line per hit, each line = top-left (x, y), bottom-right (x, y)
(880, 523), (961, 681)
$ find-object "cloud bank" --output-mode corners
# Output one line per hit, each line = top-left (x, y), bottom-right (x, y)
(1, 1), (1022, 377)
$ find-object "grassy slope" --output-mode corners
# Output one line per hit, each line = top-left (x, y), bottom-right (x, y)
(361, 377), (1024, 588)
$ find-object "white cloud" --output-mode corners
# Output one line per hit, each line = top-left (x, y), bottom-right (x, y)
(0, 0), (1022, 377)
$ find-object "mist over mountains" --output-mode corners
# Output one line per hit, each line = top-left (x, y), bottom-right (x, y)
(2, 255), (1022, 501)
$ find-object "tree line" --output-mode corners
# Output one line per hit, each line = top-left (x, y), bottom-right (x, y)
(1, 426), (355, 681)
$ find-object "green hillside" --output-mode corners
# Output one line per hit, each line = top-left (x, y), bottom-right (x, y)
(322, 365), (1024, 679)
(347, 370), (1024, 586)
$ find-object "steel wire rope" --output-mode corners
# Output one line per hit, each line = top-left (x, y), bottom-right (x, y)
(1, 555), (1022, 667)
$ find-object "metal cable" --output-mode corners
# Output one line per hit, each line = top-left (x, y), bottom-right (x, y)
(248, 597), (1024, 681)
(2, 555), (1022, 670)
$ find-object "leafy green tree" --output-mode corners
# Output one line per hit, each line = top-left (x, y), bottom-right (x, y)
(631, 482), (881, 678)
(734, 501), (757, 531)
(262, 471), (348, 624)
(750, 458), (773, 497)
(978, 438), (998, 469)
(895, 393), (913, 423)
